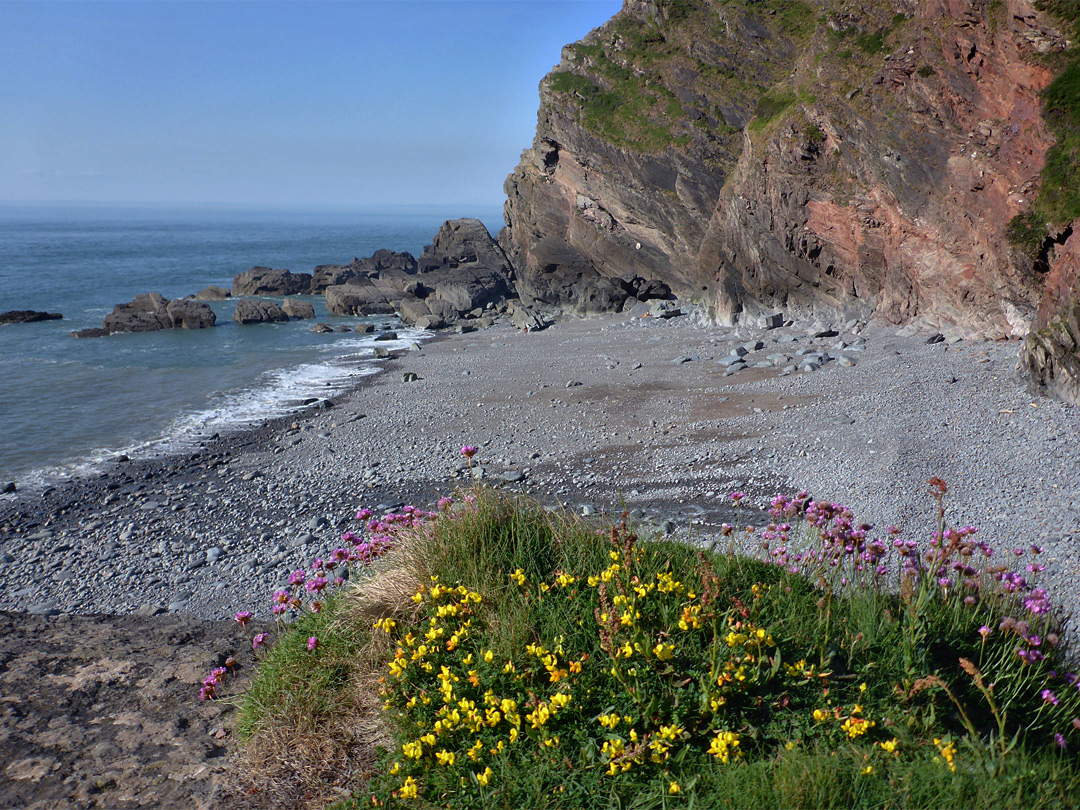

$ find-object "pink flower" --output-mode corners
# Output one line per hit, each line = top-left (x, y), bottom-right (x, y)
(252, 632), (268, 650)
(234, 610), (252, 628)
(729, 491), (747, 503)
(356, 508), (373, 521)
(306, 576), (328, 593)
(289, 569), (306, 587)
(437, 496), (453, 511)
(1042, 689), (1059, 706)
(307, 636), (319, 651)
(978, 625), (991, 640)
(461, 445), (478, 459)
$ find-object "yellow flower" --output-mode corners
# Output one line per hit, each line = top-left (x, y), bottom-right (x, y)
(399, 776), (419, 800)
(708, 731), (740, 763)
(653, 643), (675, 661)
(550, 692), (572, 709)
(411, 590), (424, 604)
(483, 649), (494, 663)
(435, 750), (456, 766)
(880, 738), (899, 754)
(475, 767), (493, 787)
(389, 761), (401, 775)
(669, 781), (681, 794)
(860, 765), (874, 775)
(598, 713), (621, 729)
(556, 572), (575, 587)
(657, 723), (682, 742)
(620, 641), (634, 658)
(543, 735), (560, 747)
(509, 727), (519, 743)
(374, 617), (396, 633)
(812, 709), (829, 722)
(510, 569), (527, 586)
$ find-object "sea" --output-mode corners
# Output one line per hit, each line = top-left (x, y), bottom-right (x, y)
(0, 202), (504, 490)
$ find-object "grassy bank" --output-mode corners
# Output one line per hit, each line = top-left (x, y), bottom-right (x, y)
(222, 481), (1080, 809)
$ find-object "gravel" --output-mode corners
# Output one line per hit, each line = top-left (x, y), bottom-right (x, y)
(0, 309), (1076, 621)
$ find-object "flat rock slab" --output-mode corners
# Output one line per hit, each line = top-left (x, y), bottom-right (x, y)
(0, 610), (256, 810)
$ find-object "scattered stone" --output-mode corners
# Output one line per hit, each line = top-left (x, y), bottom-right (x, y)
(373, 347), (390, 358)
(233, 300), (289, 324)
(501, 470), (525, 483)
(838, 355), (857, 367)
(374, 331), (398, 342)
(761, 313), (785, 329)
(355, 324), (375, 333)
(926, 333), (945, 344)
(28, 601), (59, 617)
(134, 602), (167, 617)
(814, 329), (839, 338)
(402, 372), (420, 382)
(1, 482), (15, 494)
(311, 323), (334, 333)
(566, 380), (583, 388)
(673, 356), (692, 364)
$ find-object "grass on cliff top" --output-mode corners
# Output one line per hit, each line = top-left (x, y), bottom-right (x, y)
(233, 483), (1080, 809)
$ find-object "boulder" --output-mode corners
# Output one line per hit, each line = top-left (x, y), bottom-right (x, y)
(103, 292), (173, 333)
(232, 267), (312, 296)
(311, 251), (418, 292)
(508, 302), (548, 331)
(70, 327), (109, 339)
(0, 310), (62, 325)
(194, 286), (231, 301)
(311, 323), (334, 333)
(416, 219), (516, 317)
(233, 300), (289, 324)
(166, 299), (216, 329)
(1022, 298), (1080, 406)
(281, 298), (316, 319)
(325, 278), (405, 316)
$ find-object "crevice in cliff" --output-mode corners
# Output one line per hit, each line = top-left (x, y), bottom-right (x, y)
(1034, 225), (1074, 276)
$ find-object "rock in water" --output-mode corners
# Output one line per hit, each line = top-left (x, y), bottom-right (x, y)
(0, 310), (62, 324)
(232, 267), (312, 296)
(233, 300), (289, 324)
(165, 299), (216, 329)
(194, 285), (231, 301)
(282, 298), (316, 319)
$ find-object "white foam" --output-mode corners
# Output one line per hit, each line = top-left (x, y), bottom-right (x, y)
(14, 326), (429, 491)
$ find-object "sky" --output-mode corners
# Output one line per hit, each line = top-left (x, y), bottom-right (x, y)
(0, 0), (621, 208)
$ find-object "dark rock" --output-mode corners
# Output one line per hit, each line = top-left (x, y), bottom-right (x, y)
(0, 310), (62, 324)
(232, 267), (312, 296)
(233, 300), (289, 324)
(281, 298), (316, 319)
(103, 292), (172, 333)
(373, 347), (390, 358)
(194, 286), (231, 301)
(402, 372), (420, 382)
(311, 323), (333, 333)
(1021, 299), (1080, 406)
(814, 329), (839, 339)
(311, 251), (417, 292)
(355, 324), (375, 333)
(165, 299), (216, 329)
(926, 333), (945, 344)
(1, 482), (15, 493)
(374, 331), (398, 341)
(70, 327), (110, 338)
(416, 219), (516, 315)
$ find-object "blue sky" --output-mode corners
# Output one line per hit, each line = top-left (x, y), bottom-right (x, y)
(0, 1), (620, 208)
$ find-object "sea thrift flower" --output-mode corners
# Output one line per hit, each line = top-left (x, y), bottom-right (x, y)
(289, 569), (306, 587)
(729, 491), (747, 503)
(234, 610), (252, 628)
(308, 636), (319, 651)
(252, 633), (268, 650)
(306, 576), (328, 593)
(1056, 733), (1068, 749)
(356, 507), (373, 521)
(978, 625), (991, 641)
(461, 445), (478, 459)
(1042, 689), (1060, 706)
(438, 496), (453, 510)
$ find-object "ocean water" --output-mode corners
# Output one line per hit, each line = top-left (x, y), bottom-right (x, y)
(0, 203), (504, 488)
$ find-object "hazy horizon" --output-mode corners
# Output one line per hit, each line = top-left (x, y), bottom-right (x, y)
(0, 1), (620, 209)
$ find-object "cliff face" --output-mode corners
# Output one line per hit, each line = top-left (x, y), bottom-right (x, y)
(500, 0), (1078, 351)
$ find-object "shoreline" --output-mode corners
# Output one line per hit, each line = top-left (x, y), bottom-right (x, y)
(0, 308), (1077, 622)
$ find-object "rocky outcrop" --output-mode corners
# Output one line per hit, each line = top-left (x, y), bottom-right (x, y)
(233, 300), (289, 324)
(324, 222), (516, 327)
(311, 251), (418, 292)
(0, 311), (62, 325)
(195, 285), (231, 301)
(1022, 226), (1080, 403)
(232, 267), (312, 296)
(281, 298), (316, 319)
(99, 293), (215, 334)
(499, 0), (1078, 342)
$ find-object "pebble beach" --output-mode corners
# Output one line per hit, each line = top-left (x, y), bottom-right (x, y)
(1, 308), (1077, 622)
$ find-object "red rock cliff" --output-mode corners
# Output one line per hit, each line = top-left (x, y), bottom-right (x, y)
(500, 0), (1079, 397)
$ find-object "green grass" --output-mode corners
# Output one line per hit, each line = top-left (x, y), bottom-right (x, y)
(749, 88), (796, 131)
(226, 486), (1080, 809)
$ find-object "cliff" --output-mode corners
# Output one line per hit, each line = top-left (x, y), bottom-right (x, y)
(499, 0), (1080, 399)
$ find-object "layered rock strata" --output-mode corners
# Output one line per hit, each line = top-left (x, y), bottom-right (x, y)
(499, 0), (1079, 351)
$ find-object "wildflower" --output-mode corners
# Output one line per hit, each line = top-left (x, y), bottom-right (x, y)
(461, 445), (479, 459)
(1056, 733), (1068, 750)
(252, 633), (268, 650)
(812, 709), (829, 722)
(475, 767), (493, 786)
(730, 491), (747, 503)
(978, 625), (991, 641)
(708, 731), (740, 763)
(934, 738), (957, 772)
(305, 576), (328, 593)
(879, 738), (899, 754)
(435, 750), (456, 766)
(399, 776), (419, 799)
(669, 781), (681, 794)
(234, 610), (252, 627)
(307, 636), (319, 652)
(653, 643), (675, 661)
(510, 569), (527, 586)
(1042, 689), (1060, 706)
(860, 766), (874, 775)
